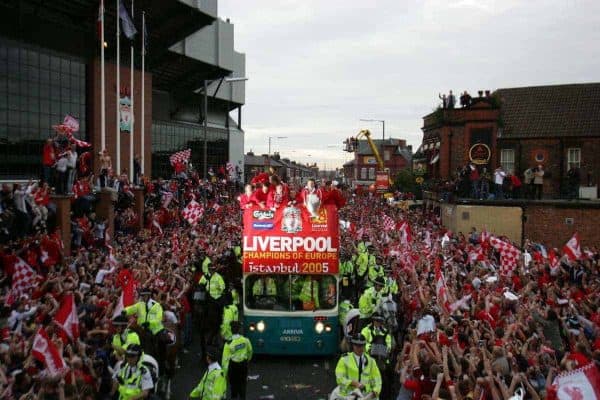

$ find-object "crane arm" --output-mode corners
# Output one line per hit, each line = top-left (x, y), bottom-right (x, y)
(356, 129), (385, 172)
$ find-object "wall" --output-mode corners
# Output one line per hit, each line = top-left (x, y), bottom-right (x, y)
(89, 59), (152, 177)
(441, 204), (522, 244)
(497, 137), (600, 198)
(523, 203), (600, 248)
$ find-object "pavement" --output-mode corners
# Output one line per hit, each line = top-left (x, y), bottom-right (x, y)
(172, 337), (338, 400)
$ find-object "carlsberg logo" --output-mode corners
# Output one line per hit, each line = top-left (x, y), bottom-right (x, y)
(253, 210), (274, 220)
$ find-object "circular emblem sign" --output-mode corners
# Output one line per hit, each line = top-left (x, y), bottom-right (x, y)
(415, 176), (424, 184)
(469, 143), (491, 165)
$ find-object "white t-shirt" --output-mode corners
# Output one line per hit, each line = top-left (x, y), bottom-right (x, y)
(494, 170), (506, 185)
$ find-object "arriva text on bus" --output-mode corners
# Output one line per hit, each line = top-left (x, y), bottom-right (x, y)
(243, 236), (338, 252)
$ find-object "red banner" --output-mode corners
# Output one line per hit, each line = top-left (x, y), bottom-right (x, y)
(375, 171), (390, 193)
(243, 204), (339, 274)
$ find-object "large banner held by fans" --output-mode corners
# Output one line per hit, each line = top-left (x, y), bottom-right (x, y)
(243, 204), (339, 274)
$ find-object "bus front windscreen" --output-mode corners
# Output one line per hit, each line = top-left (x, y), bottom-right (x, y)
(245, 274), (337, 312)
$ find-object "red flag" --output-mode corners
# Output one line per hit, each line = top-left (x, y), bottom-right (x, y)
(182, 200), (204, 226)
(169, 149), (191, 166)
(399, 221), (412, 244)
(40, 235), (60, 267)
(112, 279), (136, 318)
(10, 257), (38, 296)
(382, 214), (395, 231)
(489, 236), (521, 276)
(563, 233), (581, 261)
(435, 264), (450, 311)
(31, 328), (68, 375)
(54, 294), (79, 342)
(550, 363), (600, 400)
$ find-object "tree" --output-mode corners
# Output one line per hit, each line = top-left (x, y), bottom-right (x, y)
(394, 169), (418, 194)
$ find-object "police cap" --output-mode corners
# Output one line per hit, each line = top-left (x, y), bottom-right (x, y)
(351, 334), (367, 346)
(125, 344), (142, 357)
(373, 277), (385, 287)
(139, 287), (153, 295)
(371, 313), (385, 322)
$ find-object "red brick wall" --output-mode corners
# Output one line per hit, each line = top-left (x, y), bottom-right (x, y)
(523, 203), (600, 248)
(497, 137), (600, 197)
(88, 59), (152, 177)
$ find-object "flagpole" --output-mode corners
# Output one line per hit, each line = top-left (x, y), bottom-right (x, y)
(100, 0), (105, 152)
(141, 11), (145, 179)
(129, 0), (135, 183)
(116, 0), (121, 175)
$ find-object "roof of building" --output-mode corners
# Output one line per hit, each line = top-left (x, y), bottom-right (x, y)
(244, 154), (283, 167)
(356, 138), (412, 162)
(496, 83), (600, 139)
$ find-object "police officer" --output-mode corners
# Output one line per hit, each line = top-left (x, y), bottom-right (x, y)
(339, 250), (355, 302)
(333, 334), (382, 400)
(199, 264), (226, 345)
(366, 257), (385, 289)
(124, 288), (164, 355)
(298, 275), (320, 310)
(221, 322), (253, 400)
(111, 315), (141, 357)
(112, 344), (154, 400)
(251, 276), (277, 308)
(190, 346), (227, 400)
(358, 276), (385, 330)
(220, 295), (239, 343)
(361, 313), (393, 400)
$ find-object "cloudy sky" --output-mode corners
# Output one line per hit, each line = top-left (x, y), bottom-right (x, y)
(219, 0), (600, 169)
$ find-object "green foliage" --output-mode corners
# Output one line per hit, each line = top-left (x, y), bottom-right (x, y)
(394, 169), (418, 193)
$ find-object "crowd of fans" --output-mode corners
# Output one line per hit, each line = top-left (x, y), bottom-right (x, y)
(0, 159), (598, 399)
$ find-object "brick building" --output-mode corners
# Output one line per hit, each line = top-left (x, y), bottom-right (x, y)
(419, 83), (600, 198)
(345, 138), (412, 187)
(243, 151), (317, 186)
(0, 0), (246, 181)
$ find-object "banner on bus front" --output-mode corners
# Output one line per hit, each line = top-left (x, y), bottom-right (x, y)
(242, 204), (339, 274)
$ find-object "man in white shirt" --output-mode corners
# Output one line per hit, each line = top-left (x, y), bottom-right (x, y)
(8, 301), (38, 336)
(494, 166), (506, 200)
(66, 145), (78, 194)
(55, 153), (69, 195)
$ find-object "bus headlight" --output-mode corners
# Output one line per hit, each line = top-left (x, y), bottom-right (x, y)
(249, 323), (256, 332)
(315, 321), (324, 334)
(256, 321), (266, 332)
(325, 324), (332, 333)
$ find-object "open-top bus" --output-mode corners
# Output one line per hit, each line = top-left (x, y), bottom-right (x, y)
(242, 204), (340, 355)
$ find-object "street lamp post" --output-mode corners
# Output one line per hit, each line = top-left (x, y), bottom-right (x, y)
(360, 118), (385, 141)
(201, 76), (248, 179)
(268, 136), (288, 158)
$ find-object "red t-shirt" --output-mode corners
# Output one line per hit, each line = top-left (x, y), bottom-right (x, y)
(42, 144), (55, 167)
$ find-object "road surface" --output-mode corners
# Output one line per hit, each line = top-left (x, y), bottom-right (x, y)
(173, 345), (338, 399)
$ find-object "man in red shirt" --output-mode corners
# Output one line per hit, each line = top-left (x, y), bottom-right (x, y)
(42, 138), (55, 186)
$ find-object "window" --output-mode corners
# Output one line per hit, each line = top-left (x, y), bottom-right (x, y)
(360, 167), (367, 180)
(368, 167), (375, 180)
(244, 274), (337, 311)
(384, 150), (390, 161)
(0, 37), (86, 178)
(500, 149), (515, 173)
(567, 148), (581, 168)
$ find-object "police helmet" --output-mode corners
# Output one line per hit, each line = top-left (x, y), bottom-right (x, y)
(205, 346), (219, 360)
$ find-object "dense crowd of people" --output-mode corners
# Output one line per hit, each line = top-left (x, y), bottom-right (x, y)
(0, 162), (599, 400)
